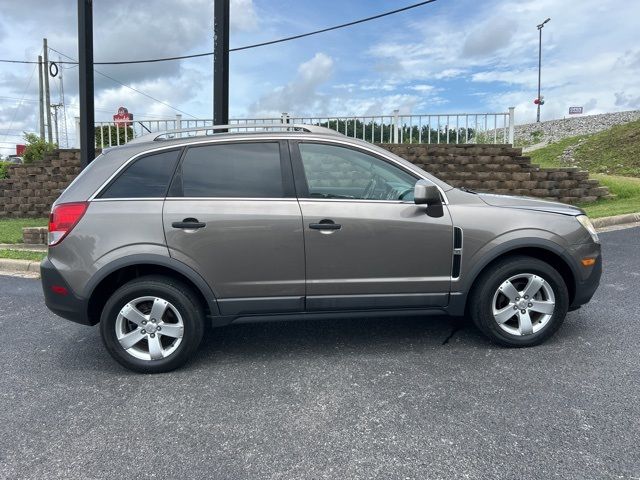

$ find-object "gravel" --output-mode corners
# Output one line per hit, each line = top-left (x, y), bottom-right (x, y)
(515, 110), (640, 145)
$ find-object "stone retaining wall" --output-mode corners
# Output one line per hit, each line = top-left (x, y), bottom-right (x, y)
(22, 227), (48, 244)
(380, 144), (609, 204)
(0, 145), (609, 219)
(0, 150), (82, 218)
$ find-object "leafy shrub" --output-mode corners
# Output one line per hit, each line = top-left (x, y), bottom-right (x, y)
(95, 125), (135, 147)
(22, 133), (57, 163)
(0, 161), (10, 179)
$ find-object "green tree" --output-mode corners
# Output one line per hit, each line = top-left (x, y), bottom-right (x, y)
(22, 133), (57, 163)
(95, 125), (135, 147)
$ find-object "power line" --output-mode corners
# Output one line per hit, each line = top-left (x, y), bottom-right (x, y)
(0, 52), (39, 145)
(230, 0), (438, 52)
(0, 1), (437, 65)
(49, 47), (198, 118)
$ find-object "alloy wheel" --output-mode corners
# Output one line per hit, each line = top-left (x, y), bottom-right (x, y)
(491, 273), (556, 336)
(114, 296), (184, 361)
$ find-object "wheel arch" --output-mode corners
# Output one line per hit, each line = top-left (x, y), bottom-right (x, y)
(84, 254), (219, 326)
(450, 239), (579, 317)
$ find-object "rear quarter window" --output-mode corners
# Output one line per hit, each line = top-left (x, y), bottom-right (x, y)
(99, 149), (181, 199)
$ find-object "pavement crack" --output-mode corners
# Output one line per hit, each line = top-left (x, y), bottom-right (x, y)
(441, 326), (461, 345)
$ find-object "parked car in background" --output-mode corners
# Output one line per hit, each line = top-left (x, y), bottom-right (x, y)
(41, 125), (602, 373)
(7, 155), (23, 164)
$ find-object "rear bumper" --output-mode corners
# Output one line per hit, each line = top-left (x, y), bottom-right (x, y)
(40, 258), (92, 325)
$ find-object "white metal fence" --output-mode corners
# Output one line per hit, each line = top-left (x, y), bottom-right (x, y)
(90, 108), (515, 148)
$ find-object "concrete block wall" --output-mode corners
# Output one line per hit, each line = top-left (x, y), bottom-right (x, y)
(380, 144), (610, 204)
(0, 149), (82, 218)
(22, 227), (48, 244)
(0, 145), (609, 219)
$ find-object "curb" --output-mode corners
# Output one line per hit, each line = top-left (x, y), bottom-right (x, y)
(592, 212), (640, 229)
(0, 258), (41, 273)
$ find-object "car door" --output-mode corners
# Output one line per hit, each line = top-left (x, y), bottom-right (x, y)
(163, 140), (305, 315)
(290, 140), (453, 311)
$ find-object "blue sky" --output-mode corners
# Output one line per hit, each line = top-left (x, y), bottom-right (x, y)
(1, 0), (639, 152)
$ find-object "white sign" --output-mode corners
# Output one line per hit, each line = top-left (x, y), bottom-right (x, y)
(569, 106), (583, 115)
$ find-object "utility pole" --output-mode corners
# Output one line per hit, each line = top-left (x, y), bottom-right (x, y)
(78, 0), (95, 167)
(213, 0), (230, 126)
(51, 104), (63, 145)
(38, 55), (45, 140)
(43, 38), (53, 142)
(536, 18), (550, 123)
(58, 56), (69, 148)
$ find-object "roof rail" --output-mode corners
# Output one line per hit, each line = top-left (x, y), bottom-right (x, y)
(126, 123), (342, 144)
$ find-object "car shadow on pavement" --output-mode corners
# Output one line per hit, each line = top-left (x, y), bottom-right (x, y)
(189, 315), (488, 367)
(53, 314), (487, 373)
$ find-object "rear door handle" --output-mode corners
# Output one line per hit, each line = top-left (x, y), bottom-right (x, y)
(172, 218), (206, 229)
(309, 219), (341, 230)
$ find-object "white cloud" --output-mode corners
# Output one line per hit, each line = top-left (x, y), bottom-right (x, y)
(367, 0), (640, 121)
(230, 0), (259, 32)
(461, 18), (516, 58)
(410, 84), (435, 92)
(250, 52), (334, 116)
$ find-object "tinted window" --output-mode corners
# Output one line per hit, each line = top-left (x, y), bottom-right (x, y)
(101, 149), (180, 198)
(180, 142), (283, 198)
(299, 143), (417, 200)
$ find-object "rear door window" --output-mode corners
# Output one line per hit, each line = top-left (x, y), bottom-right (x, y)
(177, 142), (284, 198)
(100, 149), (181, 199)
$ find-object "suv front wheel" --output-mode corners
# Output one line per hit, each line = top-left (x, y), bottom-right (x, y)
(469, 255), (569, 347)
(99, 276), (205, 373)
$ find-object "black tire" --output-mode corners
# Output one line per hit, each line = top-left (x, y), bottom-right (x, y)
(468, 255), (569, 347)
(99, 275), (205, 373)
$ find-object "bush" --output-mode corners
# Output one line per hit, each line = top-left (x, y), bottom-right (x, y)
(22, 133), (57, 163)
(95, 125), (135, 147)
(0, 161), (10, 179)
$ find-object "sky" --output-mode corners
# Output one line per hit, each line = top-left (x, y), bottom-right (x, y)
(1, 0), (639, 153)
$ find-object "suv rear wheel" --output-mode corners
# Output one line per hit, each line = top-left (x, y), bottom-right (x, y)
(99, 276), (205, 373)
(469, 255), (569, 347)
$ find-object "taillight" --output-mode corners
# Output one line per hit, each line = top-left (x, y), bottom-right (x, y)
(48, 202), (88, 246)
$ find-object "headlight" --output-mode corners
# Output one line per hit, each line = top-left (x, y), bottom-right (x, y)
(576, 215), (599, 243)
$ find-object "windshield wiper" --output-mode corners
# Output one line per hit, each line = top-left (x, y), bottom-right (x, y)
(459, 186), (478, 194)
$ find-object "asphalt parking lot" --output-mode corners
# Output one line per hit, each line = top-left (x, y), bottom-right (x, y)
(0, 226), (638, 480)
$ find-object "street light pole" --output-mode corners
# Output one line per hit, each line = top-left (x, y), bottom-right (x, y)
(536, 17), (550, 123)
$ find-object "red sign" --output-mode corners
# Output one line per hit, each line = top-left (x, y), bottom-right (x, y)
(113, 106), (133, 126)
(16, 144), (26, 156)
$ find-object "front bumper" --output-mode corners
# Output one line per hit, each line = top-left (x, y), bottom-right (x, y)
(568, 243), (602, 309)
(40, 258), (92, 325)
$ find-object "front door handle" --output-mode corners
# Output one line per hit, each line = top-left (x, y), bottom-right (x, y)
(172, 218), (206, 229)
(309, 219), (341, 230)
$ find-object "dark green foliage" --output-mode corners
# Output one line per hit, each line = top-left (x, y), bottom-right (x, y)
(0, 161), (10, 179)
(95, 125), (135, 147)
(22, 133), (57, 163)
(313, 119), (475, 144)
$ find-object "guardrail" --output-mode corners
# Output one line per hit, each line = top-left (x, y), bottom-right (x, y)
(90, 108), (515, 148)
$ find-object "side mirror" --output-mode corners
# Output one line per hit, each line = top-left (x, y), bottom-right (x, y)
(414, 180), (441, 205)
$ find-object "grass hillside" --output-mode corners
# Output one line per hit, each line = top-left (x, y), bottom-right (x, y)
(573, 119), (640, 177)
(528, 119), (640, 217)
